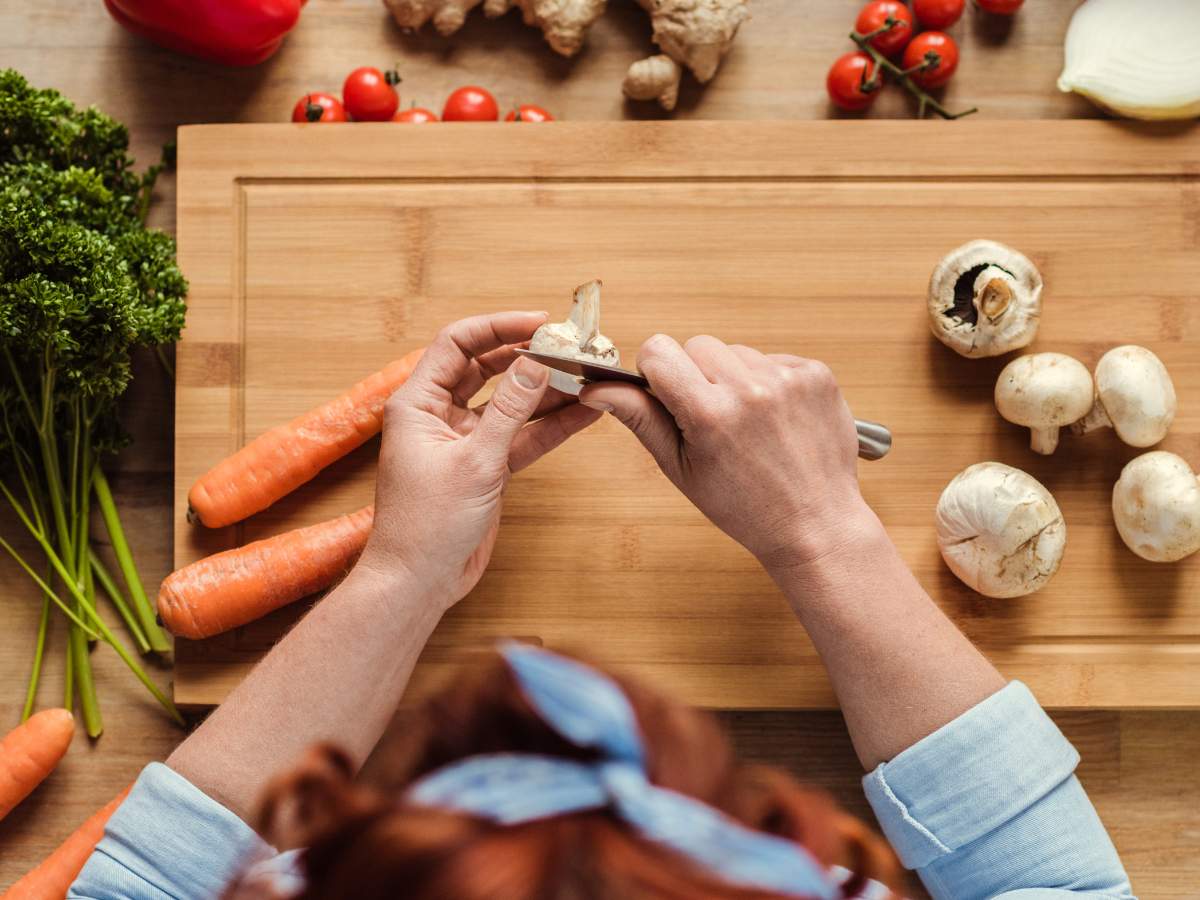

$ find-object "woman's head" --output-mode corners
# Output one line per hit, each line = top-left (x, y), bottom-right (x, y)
(231, 646), (900, 900)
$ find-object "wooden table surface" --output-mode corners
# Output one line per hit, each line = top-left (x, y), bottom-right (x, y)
(1, 1), (1197, 895)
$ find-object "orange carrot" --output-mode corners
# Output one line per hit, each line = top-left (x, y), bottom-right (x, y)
(188, 349), (424, 528)
(0, 709), (74, 823)
(158, 506), (375, 639)
(4, 785), (131, 900)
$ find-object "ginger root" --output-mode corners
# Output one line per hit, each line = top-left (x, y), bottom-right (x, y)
(623, 54), (682, 110)
(382, 0), (750, 109)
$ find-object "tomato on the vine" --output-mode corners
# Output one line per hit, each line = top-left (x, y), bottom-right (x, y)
(291, 92), (346, 123)
(393, 107), (438, 122)
(903, 31), (959, 88)
(976, 0), (1023, 13)
(343, 67), (400, 121)
(826, 52), (881, 111)
(505, 104), (554, 122)
(912, 0), (964, 29)
(443, 86), (499, 121)
(855, 1), (914, 57)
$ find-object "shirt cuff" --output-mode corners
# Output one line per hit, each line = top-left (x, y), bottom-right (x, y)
(861, 681), (1079, 871)
(71, 762), (271, 899)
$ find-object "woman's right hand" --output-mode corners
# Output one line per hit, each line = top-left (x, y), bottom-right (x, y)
(578, 335), (874, 572)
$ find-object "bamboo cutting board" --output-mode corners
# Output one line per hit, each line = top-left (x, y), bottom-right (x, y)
(174, 121), (1200, 709)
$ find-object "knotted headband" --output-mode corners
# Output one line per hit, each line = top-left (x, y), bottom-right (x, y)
(405, 642), (842, 899)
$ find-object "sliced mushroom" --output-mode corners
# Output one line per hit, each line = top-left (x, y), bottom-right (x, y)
(928, 239), (1043, 358)
(936, 461), (1066, 598)
(529, 279), (619, 396)
(1112, 451), (1200, 562)
(1072, 345), (1177, 447)
(995, 352), (1094, 455)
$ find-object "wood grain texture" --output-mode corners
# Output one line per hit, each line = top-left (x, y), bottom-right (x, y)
(3, 1), (1199, 892)
(173, 121), (1200, 709)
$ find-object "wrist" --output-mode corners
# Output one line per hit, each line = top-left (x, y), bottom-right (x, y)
(341, 555), (451, 631)
(757, 497), (887, 584)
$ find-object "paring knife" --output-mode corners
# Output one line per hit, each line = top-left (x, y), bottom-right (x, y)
(515, 348), (892, 461)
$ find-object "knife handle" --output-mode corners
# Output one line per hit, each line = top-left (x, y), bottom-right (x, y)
(854, 419), (892, 461)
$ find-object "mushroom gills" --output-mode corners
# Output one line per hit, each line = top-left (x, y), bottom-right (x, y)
(944, 262), (1018, 326)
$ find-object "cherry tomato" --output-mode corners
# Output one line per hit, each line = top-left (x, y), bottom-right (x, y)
(342, 67), (400, 121)
(912, 0), (964, 29)
(505, 104), (554, 122)
(393, 107), (438, 123)
(826, 52), (881, 112)
(976, 0), (1023, 12)
(903, 31), (959, 88)
(442, 85), (499, 121)
(291, 92), (346, 123)
(855, 1), (914, 57)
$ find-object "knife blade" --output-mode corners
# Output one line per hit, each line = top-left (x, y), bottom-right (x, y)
(515, 348), (892, 461)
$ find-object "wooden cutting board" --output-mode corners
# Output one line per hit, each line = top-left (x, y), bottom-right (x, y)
(174, 121), (1200, 709)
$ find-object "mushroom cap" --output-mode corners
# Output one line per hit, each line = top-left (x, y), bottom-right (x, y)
(936, 461), (1066, 598)
(1112, 451), (1200, 562)
(995, 352), (1094, 429)
(928, 239), (1043, 359)
(1093, 345), (1177, 447)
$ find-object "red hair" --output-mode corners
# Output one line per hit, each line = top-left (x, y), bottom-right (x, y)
(229, 650), (901, 899)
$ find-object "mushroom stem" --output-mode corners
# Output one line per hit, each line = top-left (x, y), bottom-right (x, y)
(1071, 401), (1111, 436)
(979, 278), (1012, 320)
(1030, 427), (1061, 455)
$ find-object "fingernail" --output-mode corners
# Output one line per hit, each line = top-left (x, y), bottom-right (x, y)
(513, 356), (546, 390)
(580, 398), (613, 412)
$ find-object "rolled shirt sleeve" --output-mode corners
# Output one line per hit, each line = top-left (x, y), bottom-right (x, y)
(70, 762), (270, 900)
(863, 682), (1134, 900)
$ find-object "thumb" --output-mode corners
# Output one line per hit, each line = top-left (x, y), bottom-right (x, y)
(579, 382), (683, 480)
(470, 356), (550, 465)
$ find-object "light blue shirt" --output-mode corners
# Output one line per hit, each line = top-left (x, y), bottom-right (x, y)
(70, 682), (1134, 899)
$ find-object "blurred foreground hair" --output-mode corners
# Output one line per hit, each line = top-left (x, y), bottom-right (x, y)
(227, 649), (901, 900)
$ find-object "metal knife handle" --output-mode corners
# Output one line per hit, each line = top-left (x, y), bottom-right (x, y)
(854, 419), (892, 461)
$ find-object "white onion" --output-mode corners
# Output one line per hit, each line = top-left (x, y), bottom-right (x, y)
(1058, 0), (1200, 120)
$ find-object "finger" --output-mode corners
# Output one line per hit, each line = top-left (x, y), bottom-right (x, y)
(418, 311), (549, 393)
(532, 387), (576, 420)
(508, 404), (603, 473)
(468, 356), (551, 465)
(452, 343), (527, 406)
(683, 335), (750, 383)
(766, 353), (807, 368)
(729, 344), (773, 369)
(578, 382), (684, 482)
(635, 334), (713, 422)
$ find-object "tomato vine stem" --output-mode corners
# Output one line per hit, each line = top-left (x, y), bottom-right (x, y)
(850, 29), (978, 120)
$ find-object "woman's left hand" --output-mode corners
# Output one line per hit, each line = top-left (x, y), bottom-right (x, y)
(357, 311), (601, 611)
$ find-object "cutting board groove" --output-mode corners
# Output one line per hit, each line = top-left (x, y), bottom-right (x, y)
(174, 121), (1200, 709)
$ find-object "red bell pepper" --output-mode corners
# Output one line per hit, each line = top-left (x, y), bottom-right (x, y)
(104, 0), (305, 67)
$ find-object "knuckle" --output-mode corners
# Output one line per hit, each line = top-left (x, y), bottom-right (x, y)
(487, 385), (527, 422)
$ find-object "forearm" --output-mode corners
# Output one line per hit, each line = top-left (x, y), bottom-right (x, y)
(768, 501), (1005, 770)
(167, 563), (442, 822)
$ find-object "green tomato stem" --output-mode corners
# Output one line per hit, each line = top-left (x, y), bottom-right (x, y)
(849, 31), (978, 120)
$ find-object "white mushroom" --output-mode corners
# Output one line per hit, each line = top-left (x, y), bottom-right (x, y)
(1112, 451), (1200, 562)
(1072, 345), (1177, 447)
(928, 240), (1043, 358)
(529, 279), (619, 396)
(936, 461), (1066, 599)
(994, 352), (1094, 455)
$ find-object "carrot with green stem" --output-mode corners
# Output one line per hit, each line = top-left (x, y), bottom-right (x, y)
(159, 506), (375, 639)
(5, 785), (131, 899)
(188, 349), (424, 528)
(0, 709), (74, 822)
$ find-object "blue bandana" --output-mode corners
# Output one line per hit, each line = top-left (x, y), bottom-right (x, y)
(405, 642), (840, 899)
